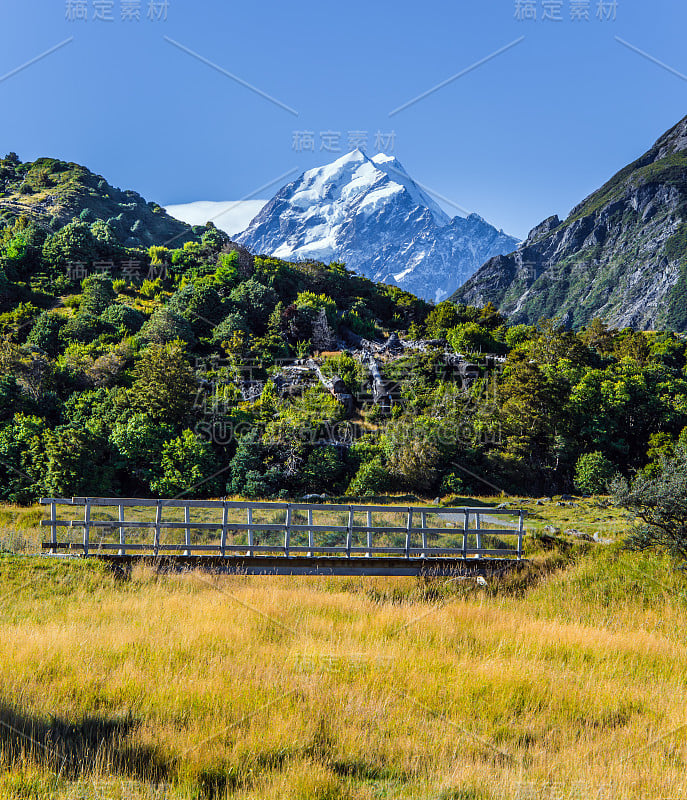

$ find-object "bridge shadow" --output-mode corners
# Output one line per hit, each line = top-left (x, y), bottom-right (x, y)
(0, 701), (170, 782)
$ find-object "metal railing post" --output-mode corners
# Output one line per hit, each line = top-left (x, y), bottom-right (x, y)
(184, 505), (191, 557)
(463, 509), (469, 559)
(221, 501), (228, 557)
(518, 511), (524, 560)
(154, 500), (161, 557)
(247, 507), (254, 556)
(307, 508), (314, 557)
(346, 507), (353, 557)
(50, 501), (57, 555)
(366, 510), (372, 558)
(405, 509), (413, 558)
(421, 511), (427, 557)
(118, 503), (125, 556)
(475, 512), (481, 559)
(285, 505), (292, 556)
(83, 498), (90, 557)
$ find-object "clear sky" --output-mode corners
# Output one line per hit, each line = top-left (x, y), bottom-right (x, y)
(1, 0), (686, 239)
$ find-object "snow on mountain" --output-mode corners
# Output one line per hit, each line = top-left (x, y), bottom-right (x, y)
(235, 149), (518, 302)
(164, 200), (267, 236)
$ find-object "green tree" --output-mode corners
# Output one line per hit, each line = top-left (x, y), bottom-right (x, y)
(151, 430), (220, 497)
(42, 222), (98, 276)
(26, 311), (65, 357)
(139, 308), (196, 346)
(110, 413), (175, 484)
(0, 413), (46, 502)
(130, 341), (195, 421)
(101, 304), (145, 335)
(230, 278), (279, 334)
(42, 426), (113, 497)
(347, 458), (392, 497)
(447, 323), (499, 355)
(424, 302), (460, 339)
(80, 274), (116, 316)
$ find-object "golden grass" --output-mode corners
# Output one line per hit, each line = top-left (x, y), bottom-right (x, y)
(1, 503), (686, 799)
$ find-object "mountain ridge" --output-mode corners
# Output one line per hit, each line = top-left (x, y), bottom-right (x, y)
(451, 115), (687, 331)
(0, 153), (200, 250)
(236, 149), (519, 302)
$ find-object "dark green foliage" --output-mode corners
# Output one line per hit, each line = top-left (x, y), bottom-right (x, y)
(228, 430), (269, 498)
(42, 222), (98, 275)
(230, 278), (278, 334)
(80, 274), (116, 316)
(211, 312), (248, 345)
(665, 259), (687, 331)
(130, 341), (195, 422)
(26, 312), (65, 357)
(168, 282), (226, 335)
(42, 425), (114, 497)
(60, 312), (103, 344)
(139, 308), (196, 346)
(301, 446), (345, 492)
(100, 304), (145, 335)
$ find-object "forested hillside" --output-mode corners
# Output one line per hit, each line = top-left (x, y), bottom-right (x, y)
(2, 151), (687, 502)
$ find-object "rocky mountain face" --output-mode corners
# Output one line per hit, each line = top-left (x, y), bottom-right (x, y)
(236, 149), (518, 302)
(0, 154), (198, 249)
(451, 116), (687, 331)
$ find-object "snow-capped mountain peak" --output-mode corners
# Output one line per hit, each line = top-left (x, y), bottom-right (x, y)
(236, 151), (519, 302)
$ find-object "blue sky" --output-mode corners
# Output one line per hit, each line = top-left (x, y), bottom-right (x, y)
(1, 0), (686, 239)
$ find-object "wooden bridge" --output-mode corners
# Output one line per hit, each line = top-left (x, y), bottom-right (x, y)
(41, 497), (527, 576)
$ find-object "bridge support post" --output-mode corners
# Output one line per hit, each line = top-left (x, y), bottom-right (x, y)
(247, 507), (254, 557)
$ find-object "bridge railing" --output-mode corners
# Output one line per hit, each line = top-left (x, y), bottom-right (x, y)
(40, 498), (526, 560)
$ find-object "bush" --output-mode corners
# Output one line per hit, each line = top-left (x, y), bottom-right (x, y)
(574, 451), (616, 494)
(614, 445), (687, 563)
(347, 458), (392, 497)
(100, 304), (145, 335)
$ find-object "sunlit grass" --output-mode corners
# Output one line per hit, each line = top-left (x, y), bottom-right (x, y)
(1, 501), (686, 798)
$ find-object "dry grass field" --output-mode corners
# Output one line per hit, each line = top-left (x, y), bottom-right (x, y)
(1, 500), (686, 800)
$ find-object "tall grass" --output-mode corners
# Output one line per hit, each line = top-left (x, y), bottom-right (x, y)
(0, 506), (686, 798)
